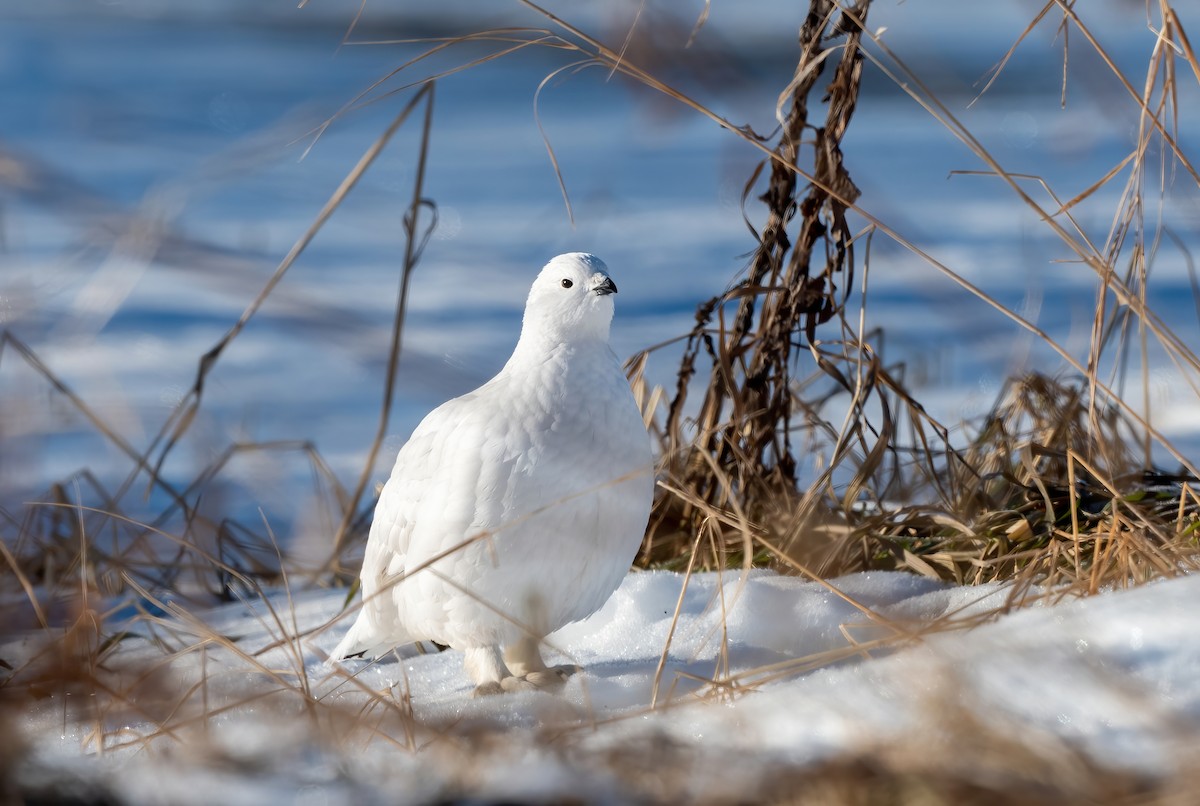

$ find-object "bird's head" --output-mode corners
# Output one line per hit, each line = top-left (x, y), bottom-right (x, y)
(520, 253), (618, 346)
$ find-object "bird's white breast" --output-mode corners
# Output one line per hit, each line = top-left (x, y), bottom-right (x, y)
(364, 340), (654, 649)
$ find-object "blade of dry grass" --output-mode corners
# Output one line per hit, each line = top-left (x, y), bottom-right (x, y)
(152, 83), (437, 484)
(331, 83), (436, 557)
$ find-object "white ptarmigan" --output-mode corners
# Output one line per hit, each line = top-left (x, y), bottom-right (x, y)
(332, 253), (655, 695)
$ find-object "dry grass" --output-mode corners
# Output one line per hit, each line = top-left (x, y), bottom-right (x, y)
(625, 0), (1200, 605)
(2, 0), (1200, 802)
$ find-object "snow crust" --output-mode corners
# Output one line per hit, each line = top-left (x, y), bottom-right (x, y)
(8, 569), (1200, 803)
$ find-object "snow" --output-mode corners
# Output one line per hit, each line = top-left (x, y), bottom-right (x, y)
(7, 569), (1200, 802)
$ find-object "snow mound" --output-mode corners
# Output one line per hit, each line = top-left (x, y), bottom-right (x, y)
(8, 569), (1200, 803)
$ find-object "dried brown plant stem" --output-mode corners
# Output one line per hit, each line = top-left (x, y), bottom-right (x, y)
(658, 0), (870, 545)
(151, 83), (437, 487)
(331, 83), (437, 557)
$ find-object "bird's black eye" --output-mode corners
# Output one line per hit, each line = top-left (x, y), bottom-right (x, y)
(561, 278), (573, 289)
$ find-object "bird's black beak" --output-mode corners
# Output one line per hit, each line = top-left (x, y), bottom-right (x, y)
(593, 277), (618, 296)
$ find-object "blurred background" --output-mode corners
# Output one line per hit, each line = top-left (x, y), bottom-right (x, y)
(1, 0), (1196, 561)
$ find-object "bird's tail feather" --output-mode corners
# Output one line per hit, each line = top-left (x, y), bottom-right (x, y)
(330, 613), (398, 662)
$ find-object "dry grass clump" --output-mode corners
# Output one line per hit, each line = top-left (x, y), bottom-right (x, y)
(848, 373), (1200, 590)
(628, 0), (1200, 601)
(750, 371), (1200, 594)
(657, 0), (868, 511)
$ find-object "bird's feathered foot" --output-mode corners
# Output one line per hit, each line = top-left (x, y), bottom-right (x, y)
(472, 665), (580, 697)
(467, 640), (581, 696)
(522, 664), (580, 687)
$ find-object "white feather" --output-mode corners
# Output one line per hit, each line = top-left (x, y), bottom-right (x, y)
(333, 254), (654, 685)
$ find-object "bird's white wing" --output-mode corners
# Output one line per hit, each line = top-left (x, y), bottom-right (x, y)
(337, 390), (477, 653)
(352, 378), (538, 647)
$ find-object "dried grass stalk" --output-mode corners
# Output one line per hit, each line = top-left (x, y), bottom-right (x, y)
(652, 0), (871, 560)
